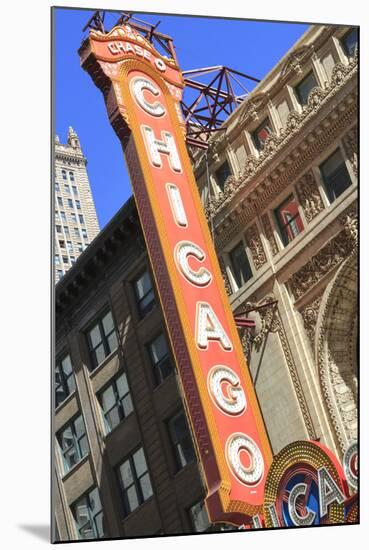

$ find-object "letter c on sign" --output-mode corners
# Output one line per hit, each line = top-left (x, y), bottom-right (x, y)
(131, 76), (166, 117)
(175, 241), (212, 287)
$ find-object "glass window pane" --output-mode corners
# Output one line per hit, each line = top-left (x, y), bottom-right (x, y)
(107, 332), (118, 353)
(79, 522), (94, 540)
(102, 311), (114, 335)
(74, 415), (85, 438)
(88, 324), (102, 348)
(139, 473), (153, 501)
(190, 501), (210, 532)
(343, 28), (358, 56)
(133, 448), (147, 478)
(61, 355), (73, 375)
(215, 160), (231, 192)
(60, 426), (74, 450)
(275, 195), (304, 245)
(126, 485), (139, 512)
(101, 386), (116, 412)
(150, 333), (167, 364)
(64, 446), (79, 469)
(120, 460), (134, 488)
(67, 375), (76, 394)
(122, 394), (134, 417)
(116, 373), (129, 397)
(295, 71), (318, 105)
(79, 435), (89, 458)
(75, 499), (89, 525)
(94, 343), (106, 365)
(89, 488), (101, 513)
(106, 407), (121, 431)
(135, 271), (151, 299)
(229, 242), (252, 288)
(94, 512), (104, 538)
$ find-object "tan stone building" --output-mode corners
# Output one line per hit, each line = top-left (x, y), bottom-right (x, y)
(53, 23), (358, 541)
(193, 24), (358, 458)
(54, 127), (100, 283)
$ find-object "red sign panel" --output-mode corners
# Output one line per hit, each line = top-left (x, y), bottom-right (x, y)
(80, 24), (273, 525)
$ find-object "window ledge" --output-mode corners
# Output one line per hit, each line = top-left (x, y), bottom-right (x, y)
(103, 411), (135, 440)
(60, 453), (90, 483)
(55, 390), (77, 415)
(88, 348), (119, 380)
(121, 495), (155, 523)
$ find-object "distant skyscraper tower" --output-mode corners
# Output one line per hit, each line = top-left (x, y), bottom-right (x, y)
(54, 127), (100, 283)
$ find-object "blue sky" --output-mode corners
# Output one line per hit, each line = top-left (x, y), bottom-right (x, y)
(54, 7), (309, 229)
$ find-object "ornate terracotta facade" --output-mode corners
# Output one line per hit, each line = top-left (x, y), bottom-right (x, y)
(194, 24), (358, 458)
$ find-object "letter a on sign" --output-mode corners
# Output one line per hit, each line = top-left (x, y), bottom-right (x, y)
(80, 23), (272, 525)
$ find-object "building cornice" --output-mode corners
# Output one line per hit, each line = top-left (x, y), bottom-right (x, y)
(205, 54), (357, 250)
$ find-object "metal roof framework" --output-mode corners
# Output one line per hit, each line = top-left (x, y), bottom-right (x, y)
(82, 11), (260, 151)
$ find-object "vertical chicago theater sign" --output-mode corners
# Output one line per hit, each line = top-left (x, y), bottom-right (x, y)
(79, 24), (272, 525)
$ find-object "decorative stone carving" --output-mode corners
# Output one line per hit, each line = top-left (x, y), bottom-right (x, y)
(205, 54), (357, 224)
(280, 46), (310, 78)
(295, 171), (325, 223)
(316, 254), (358, 452)
(245, 223), (267, 270)
(261, 213), (279, 256)
(240, 93), (267, 124)
(217, 255), (232, 296)
(288, 222), (356, 300)
(301, 295), (323, 349)
(342, 126), (358, 177)
(239, 294), (317, 440)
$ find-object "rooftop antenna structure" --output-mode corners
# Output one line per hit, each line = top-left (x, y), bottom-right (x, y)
(82, 11), (260, 152)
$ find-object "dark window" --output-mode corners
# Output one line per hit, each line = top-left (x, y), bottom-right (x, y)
(72, 185), (78, 196)
(75, 200), (81, 210)
(64, 226), (70, 238)
(61, 169), (67, 180)
(57, 196), (63, 207)
(57, 269), (63, 279)
(320, 148), (352, 203)
(67, 198), (73, 208)
(67, 241), (73, 252)
(134, 270), (155, 318)
(57, 415), (89, 474)
(275, 194), (304, 246)
(59, 239), (65, 249)
(71, 212), (77, 223)
(56, 225), (62, 234)
(55, 354), (75, 408)
(60, 211), (66, 223)
(295, 71), (318, 106)
(64, 184), (70, 194)
(86, 310), (118, 370)
(82, 228), (88, 239)
(168, 412), (195, 470)
(63, 256), (68, 264)
(188, 501), (211, 533)
(72, 488), (104, 540)
(77, 242), (83, 252)
(69, 171), (75, 181)
(79, 214), (84, 224)
(252, 117), (273, 151)
(229, 242), (253, 288)
(148, 332), (173, 385)
(342, 28), (358, 57)
(215, 160), (232, 192)
(55, 182), (60, 192)
(116, 448), (153, 515)
(74, 226), (80, 238)
(98, 372), (133, 433)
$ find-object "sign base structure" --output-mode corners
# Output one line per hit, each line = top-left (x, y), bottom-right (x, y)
(79, 24), (358, 530)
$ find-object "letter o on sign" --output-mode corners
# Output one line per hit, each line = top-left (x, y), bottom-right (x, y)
(226, 433), (264, 486)
(154, 58), (166, 72)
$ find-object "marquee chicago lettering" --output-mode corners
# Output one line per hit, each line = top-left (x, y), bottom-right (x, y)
(131, 76), (263, 485)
